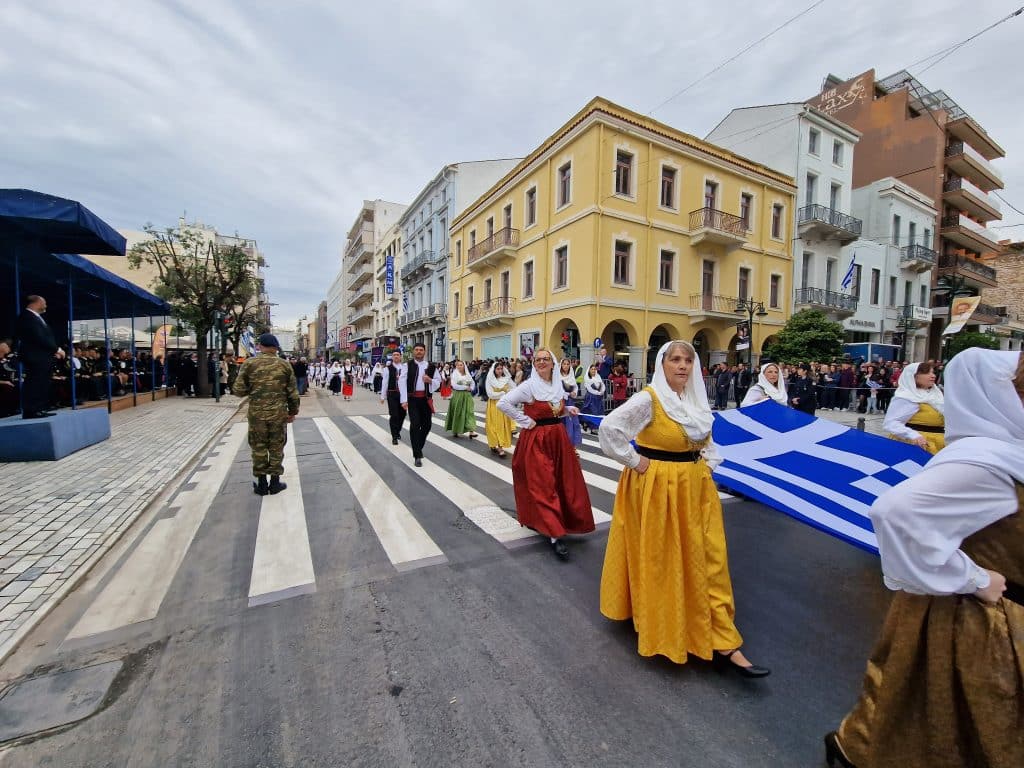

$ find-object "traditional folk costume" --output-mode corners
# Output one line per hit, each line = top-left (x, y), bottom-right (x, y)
(445, 367), (478, 437)
(399, 357), (441, 465)
(599, 341), (744, 664)
(830, 349), (1024, 768)
(882, 362), (945, 455)
(380, 359), (406, 443)
(485, 365), (514, 456)
(371, 362), (383, 395)
(497, 365), (594, 553)
(559, 362), (583, 448)
(327, 362), (342, 395)
(580, 369), (605, 432)
(740, 363), (788, 408)
(439, 364), (453, 399)
(341, 362), (355, 399)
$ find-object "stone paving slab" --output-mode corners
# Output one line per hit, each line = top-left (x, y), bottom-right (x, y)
(0, 395), (242, 662)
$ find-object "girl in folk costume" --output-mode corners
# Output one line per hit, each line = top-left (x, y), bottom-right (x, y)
(444, 360), (479, 438)
(599, 340), (769, 677)
(580, 364), (605, 433)
(882, 361), (945, 455)
(826, 348), (1024, 768)
(484, 361), (514, 457)
(559, 358), (583, 449)
(498, 347), (594, 560)
(439, 363), (453, 399)
(327, 360), (342, 395)
(740, 362), (788, 407)
(371, 361), (383, 395)
(341, 359), (355, 400)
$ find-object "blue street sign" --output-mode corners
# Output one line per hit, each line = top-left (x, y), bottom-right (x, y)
(593, 338), (602, 348)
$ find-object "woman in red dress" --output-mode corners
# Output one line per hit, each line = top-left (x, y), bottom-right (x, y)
(439, 363), (453, 399)
(498, 346), (594, 560)
(341, 359), (355, 400)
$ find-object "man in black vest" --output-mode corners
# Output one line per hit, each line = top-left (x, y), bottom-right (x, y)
(399, 342), (441, 467)
(379, 350), (406, 445)
(735, 362), (752, 407)
(15, 295), (65, 419)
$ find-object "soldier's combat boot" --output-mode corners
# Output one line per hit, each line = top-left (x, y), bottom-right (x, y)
(253, 475), (269, 496)
(268, 475), (287, 495)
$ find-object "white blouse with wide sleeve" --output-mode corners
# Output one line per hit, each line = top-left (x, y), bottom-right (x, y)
(870, 463), (1017, 595)
(740, 385), (768, 407)
(882, 398), (923, 441)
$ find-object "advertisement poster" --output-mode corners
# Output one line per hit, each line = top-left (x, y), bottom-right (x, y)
(519, 331), (538, 358)
(735, 320), (750, 351)
(385, 255), (394, 295)
(942, 296), (981, 335)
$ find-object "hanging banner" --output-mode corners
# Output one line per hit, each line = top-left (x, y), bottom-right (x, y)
(942, 295), (981, 335)
(151, 324), (173, 360)
(385, 255), (395, 295)
(735, 320), (751, 351)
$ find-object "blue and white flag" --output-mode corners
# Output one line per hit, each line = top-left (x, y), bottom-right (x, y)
(240, 325), (257, 356)
(711, 401), (930, 553)
(840, 252), (857, 291)
(402, 291), (409, 312)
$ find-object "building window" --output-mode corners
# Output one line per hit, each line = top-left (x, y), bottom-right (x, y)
(523, 260), (535, 299)
(469, 230), (476, 249)
(771, 204), (784, 239)
(908, 221), (917, 247)
(888, 276), (897, 307)
(923, 228), (931, 247)
(500, 270), (509, 298)
(484, 278), (492, 303)
(870, 268), (880, 305)
(661, 166), (677, 209)
(467, 286), (474, 310)
(659, 250), (674, 292)
(920, 284), (928, 307)
(904, 280), (912, 309)
(526, 187), (537, 226)
(455, 239), (462, 266)
(738, 267), (750, 300)
(809, 128), (820, 155)
(739, 193), (753, 230)
(701, 260), (715, 306)
(892, 214), (902, 246)
(553, 246), (568, 289)
(852, 265), (862, 299)
(826, 259), (836, 291)
(805, 173), (817, 206)
(704, 180), (718, 209)
(503, 204), (512, 230)
(558, 162), (572, 207)
(770, 274), (781, 308)
(832, 140), (843, 165)
(615, 150), (633, 196)
(830, 183), (841, 210)
(486, 217), (494, 238)
(801, 252), (813, 290)
(442, 188), (447, 203)
(613, 240), (631, 286)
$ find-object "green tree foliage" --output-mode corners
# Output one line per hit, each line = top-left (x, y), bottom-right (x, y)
(128, 224), (260, 395)
(764, 309), (845, 362)
(947, 330), (1000, 359)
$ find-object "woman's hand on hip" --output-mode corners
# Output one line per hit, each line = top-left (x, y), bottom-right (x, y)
(975, 570), (1006, 604)
(633, 455), (650, 474)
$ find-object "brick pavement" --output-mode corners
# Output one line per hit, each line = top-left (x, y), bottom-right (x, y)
(0, 394), (242, 661)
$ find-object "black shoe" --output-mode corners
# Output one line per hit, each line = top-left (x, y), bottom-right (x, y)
(268, 475), (286, 494)
(414, 458), (423, 467)
(711, 649), (770, 678)
(824, 732), (855, 767)
(392, 438), (399, 445)
(551, 540), (569, 561)
(253, 475), (269, 496)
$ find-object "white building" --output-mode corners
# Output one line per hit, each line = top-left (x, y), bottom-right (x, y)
(845, 178), (937, 361)
(707, 104), (863, 324)
(372, 223), (402, 342)
(325, 268), (346, 353)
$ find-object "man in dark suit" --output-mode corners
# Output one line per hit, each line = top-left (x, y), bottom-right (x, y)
(15, 295), (65, 419)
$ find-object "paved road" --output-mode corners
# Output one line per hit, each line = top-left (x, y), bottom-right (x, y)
(0, 388), (890, 767)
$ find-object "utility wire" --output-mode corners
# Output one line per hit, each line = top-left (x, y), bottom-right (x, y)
(648, 0), (827, 114)
(906, 6), (1023, 75)
(994, 191), (1024, 218)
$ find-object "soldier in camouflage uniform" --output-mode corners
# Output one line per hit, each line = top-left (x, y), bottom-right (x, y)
(232, 333), (300, 496)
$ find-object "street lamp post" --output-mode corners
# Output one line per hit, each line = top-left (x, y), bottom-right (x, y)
(734, 297), (769, 368)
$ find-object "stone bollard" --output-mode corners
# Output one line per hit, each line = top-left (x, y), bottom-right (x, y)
(857, 417), (865, 432)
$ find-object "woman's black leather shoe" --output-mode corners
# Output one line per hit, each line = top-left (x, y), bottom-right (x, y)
(712, 649), (770, 678)
(552, 540), (569, 560)
(824, 731), (855, 767)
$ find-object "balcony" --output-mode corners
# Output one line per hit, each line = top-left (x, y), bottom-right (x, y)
(464, 297), (515, 327)
(468, 228), (519, 270)
(797, 204), (863, 244)
(397, 302), (448, 330)
(885, 304), (933, 327)
(687, 293), (744, 322)
(936, 253), (998, 289)
(688, 208), (746, 249)
(899, 243), (938, 273)
(946, 117), (1005, 162)
(793, 287), (857, 317)
(945, 141), (1004, 192)
(401, 250), (445, 282)
(940, 214), (1002, 257)
(348, 306), (374, 325)
(345, 261), (373, 290)
(349, 283), (374, 305)
(943, 177), (1001, 222)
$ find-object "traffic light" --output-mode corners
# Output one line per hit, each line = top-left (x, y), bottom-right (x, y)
(560, 331), (570, 355)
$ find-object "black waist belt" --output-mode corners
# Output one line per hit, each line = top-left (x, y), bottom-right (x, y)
(906, 422), (944, 434)
(534, 417), (564, 426)
(636, 446), (702, 463)
(1004, 580), (1024, 607)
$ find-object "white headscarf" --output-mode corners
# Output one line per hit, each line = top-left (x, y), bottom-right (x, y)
(485, 362), (512, 398)
(525, 353), (566, 405)
(756, 362), (788, 404)
(450, 363), (474, 389)
(585, 367), (605, 395)
(650, 341), (713, 441)
(892, 362), (944, 413)
(559, 359), (578, 395)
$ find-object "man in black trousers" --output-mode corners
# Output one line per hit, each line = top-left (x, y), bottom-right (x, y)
(399, 342), (440, 467)
(379, 349), (406, 445)
(15, 295), (65, 419)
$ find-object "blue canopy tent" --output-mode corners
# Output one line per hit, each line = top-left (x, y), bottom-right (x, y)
(1, 191), (171, 457)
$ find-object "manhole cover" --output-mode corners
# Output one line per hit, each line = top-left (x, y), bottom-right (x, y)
(0, 660), (122, 743)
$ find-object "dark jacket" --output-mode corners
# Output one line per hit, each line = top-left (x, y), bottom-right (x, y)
(788, 375), (817, 414)
(16, 310), (58, 365)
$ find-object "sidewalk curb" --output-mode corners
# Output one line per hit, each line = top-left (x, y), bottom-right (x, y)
(0, 399), (246, 667)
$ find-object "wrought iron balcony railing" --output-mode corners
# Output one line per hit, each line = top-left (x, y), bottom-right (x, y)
(937, 253), (997, 281)
(467, 227), (520, 264)
(465, 297), (515, 322)
(797, 204), (863, 237)
(688, 207), (746, 235)
(793, 287), (858, 312)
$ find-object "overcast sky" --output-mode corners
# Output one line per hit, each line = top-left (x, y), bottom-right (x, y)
(3, 0), (1022, 327)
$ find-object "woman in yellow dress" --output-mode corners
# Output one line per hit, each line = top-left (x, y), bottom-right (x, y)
(598, 340), (769, 677)
(485, 361), (514, 458)
(882, 362), (944, 454)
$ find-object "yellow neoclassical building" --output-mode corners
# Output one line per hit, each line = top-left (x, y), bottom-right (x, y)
(448, 97), (796, 374)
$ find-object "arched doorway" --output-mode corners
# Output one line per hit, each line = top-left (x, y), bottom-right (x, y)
(692, 330), (711, 372)
(549, 318), (581, 360)
(599, 320), (635, 373)
(646, 323), (684, 376)
(760, 335), (778, 362)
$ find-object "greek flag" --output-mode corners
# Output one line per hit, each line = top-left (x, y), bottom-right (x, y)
(402, 291), (409, 312)
(712, 402), (930, 552)
(840, 252), (857, 291)
(240, 325), (257, 356)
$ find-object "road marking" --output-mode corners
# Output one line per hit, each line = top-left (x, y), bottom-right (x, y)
(313, 417), (446, 571)
(248, 424), (316, 607)
(66, 423), (248, 642)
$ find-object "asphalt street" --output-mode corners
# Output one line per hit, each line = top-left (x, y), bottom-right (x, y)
(0, 390), (890, 768)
